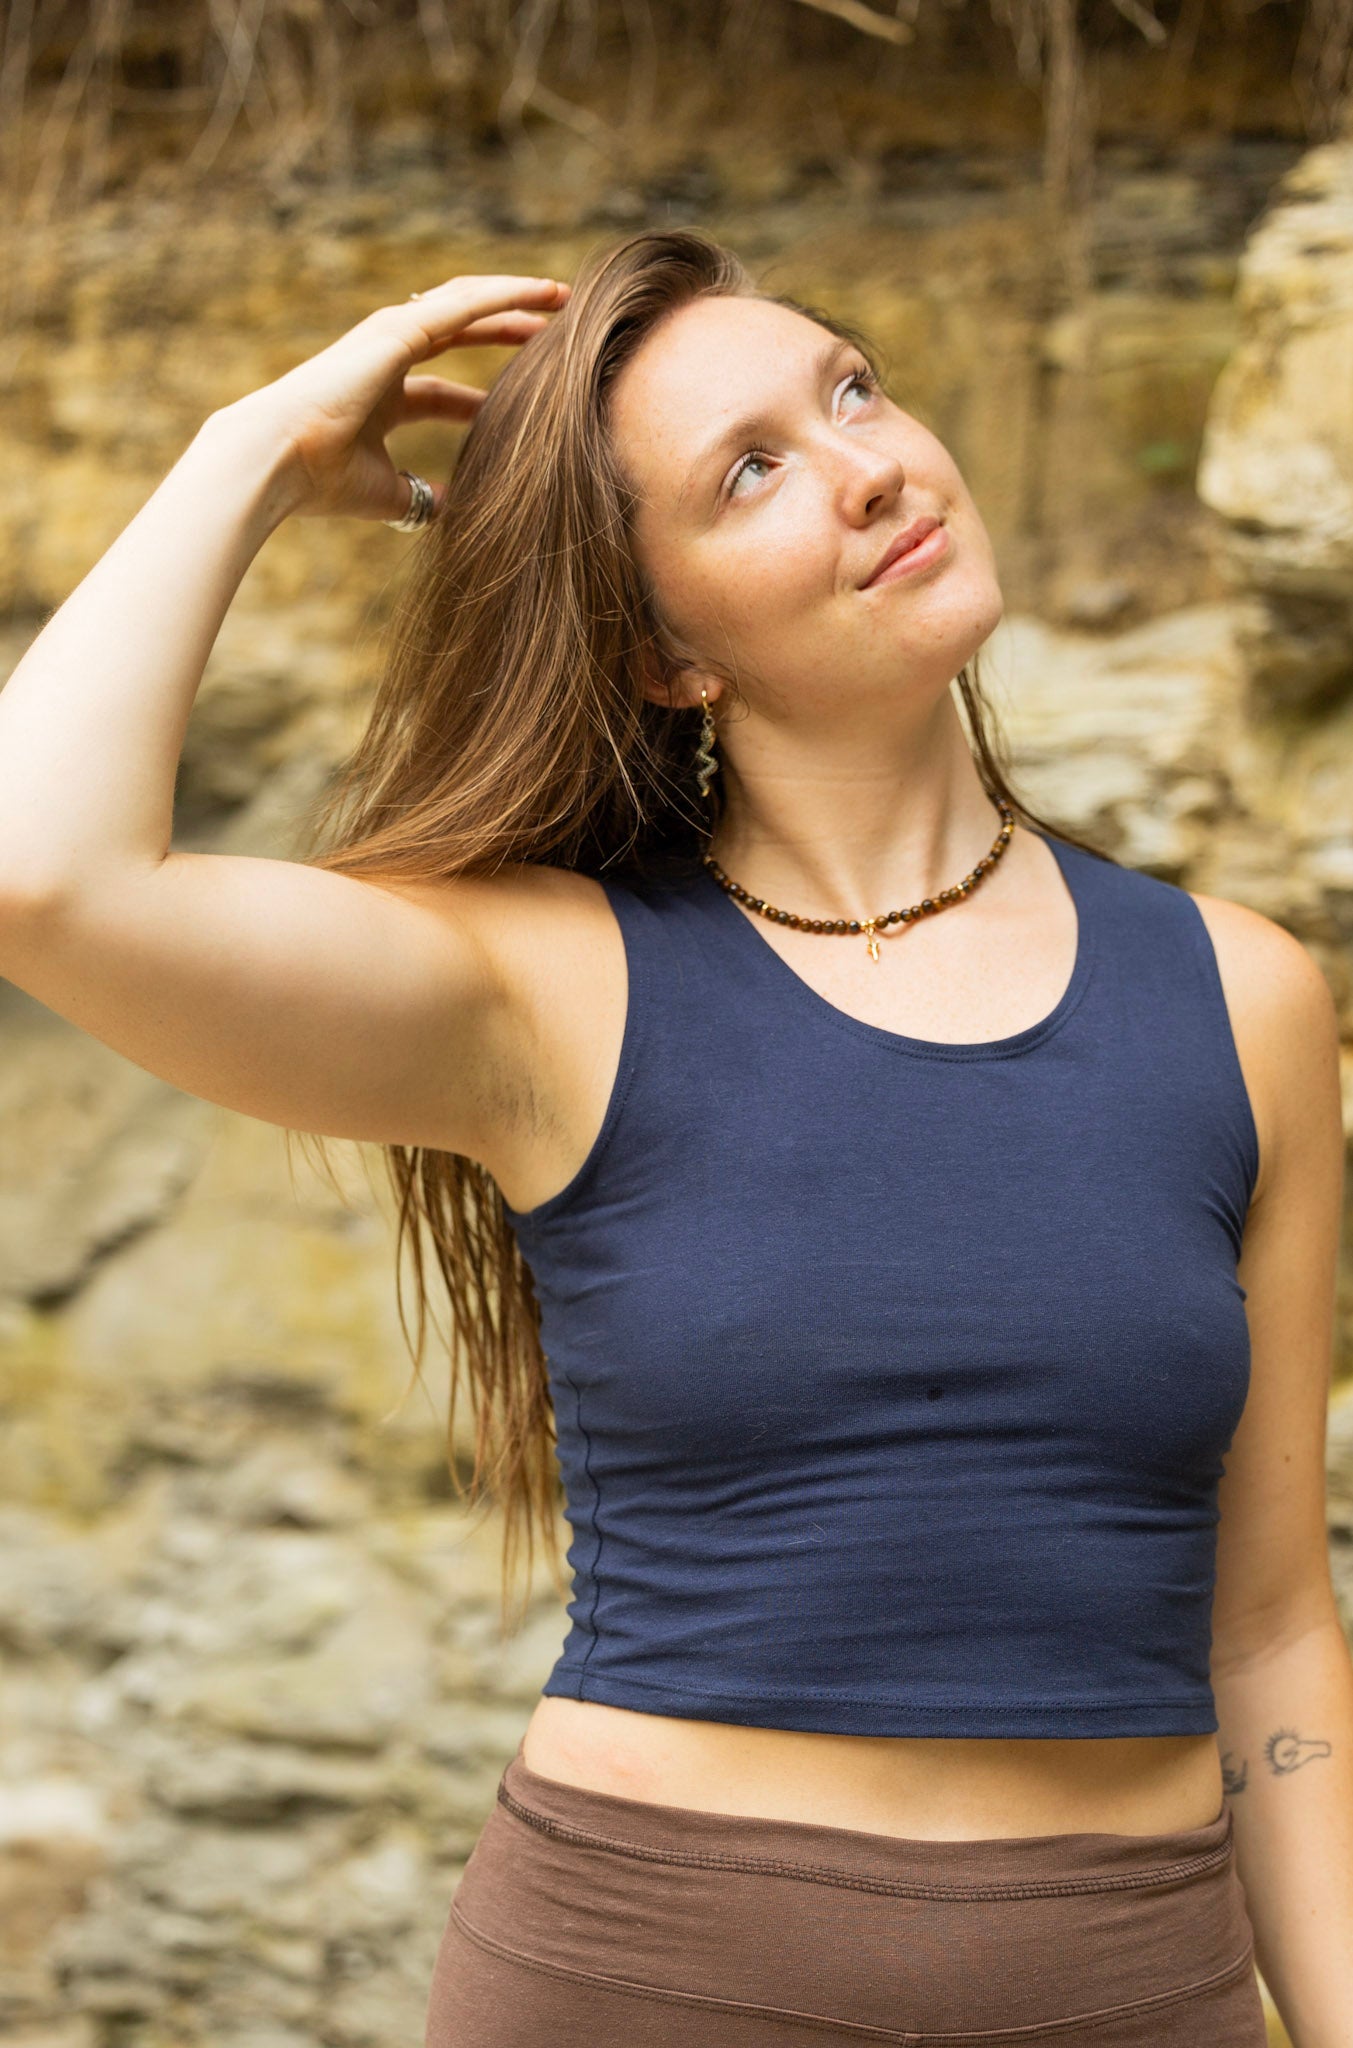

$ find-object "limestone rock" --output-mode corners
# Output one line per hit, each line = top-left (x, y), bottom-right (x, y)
(1197, 142), (1353, 709)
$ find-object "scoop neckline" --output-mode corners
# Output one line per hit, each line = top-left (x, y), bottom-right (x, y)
(698, 828), (1097, 1062)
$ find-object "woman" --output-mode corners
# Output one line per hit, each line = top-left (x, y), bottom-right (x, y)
(0, 230), (1347, 2045)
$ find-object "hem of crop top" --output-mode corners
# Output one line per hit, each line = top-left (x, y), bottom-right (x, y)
(541, 1669), (1220, 1738)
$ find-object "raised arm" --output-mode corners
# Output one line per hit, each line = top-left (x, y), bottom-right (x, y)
(0, 275), (572, 1156)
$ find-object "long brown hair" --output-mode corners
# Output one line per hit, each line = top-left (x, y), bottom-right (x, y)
(288, 227), (1114, 1628)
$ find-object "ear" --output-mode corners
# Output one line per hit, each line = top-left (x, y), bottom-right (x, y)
(638, 662), (728, 713)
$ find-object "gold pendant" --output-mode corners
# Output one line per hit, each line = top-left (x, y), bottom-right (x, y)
(864, 920), (881, 963)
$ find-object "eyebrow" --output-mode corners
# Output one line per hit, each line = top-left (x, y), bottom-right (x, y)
(676, 334), (859, 511)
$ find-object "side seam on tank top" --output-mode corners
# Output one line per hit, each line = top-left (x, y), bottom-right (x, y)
(506, 874), (661, 1694)
(1175, 887), (1263, 1219)
(502, 874), (656, 1231)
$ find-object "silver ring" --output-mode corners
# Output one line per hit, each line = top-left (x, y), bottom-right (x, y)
(383, 470), (436, 532)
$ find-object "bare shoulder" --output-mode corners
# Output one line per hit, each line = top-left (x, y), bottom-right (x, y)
(406, 858), (627, 1212)
(1187, 888), (1341, 1207)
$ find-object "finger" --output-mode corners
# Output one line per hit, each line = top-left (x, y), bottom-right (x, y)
(404, 275), (570, 349)
(385, 313), (554, 386)
(450, 310), (555, 346)
(394, 375), (487, 423)
(302, 280), (568, 437)
(383, 470), (447, 527)
(403, 278), (569, 354)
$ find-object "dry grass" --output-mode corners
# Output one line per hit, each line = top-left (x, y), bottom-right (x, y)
(0, 0), (1349, 374)
(4, 0), (1348, 220)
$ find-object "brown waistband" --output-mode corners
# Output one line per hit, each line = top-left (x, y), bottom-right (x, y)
(499, 1743), (1233, 1901)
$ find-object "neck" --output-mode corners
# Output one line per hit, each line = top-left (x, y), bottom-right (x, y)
(706, 694), (1007, 917)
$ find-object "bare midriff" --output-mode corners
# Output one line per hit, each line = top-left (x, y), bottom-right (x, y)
(521, 1695), (1225, 1841)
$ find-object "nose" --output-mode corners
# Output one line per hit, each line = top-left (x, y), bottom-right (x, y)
(832, 436), (906, 525)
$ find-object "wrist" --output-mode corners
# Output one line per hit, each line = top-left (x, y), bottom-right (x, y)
(186, 400), (310, 536)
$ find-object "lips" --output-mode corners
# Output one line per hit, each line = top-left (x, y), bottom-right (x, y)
(862, 515), (942, 588)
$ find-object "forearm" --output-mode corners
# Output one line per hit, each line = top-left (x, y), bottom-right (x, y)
(0, 402), (301, 900)
(1212, 1615), (1353, 2047)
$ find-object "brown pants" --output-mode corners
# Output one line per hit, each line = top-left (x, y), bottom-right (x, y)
(426, 1742), (1268, 2045)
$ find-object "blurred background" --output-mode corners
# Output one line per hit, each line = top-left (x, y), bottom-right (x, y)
(1, 2), (1352, 2042)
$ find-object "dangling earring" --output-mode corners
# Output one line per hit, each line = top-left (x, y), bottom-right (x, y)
(693, 686), (719, 801)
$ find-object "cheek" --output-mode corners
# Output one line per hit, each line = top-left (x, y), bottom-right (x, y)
(691, 513), (833, 636)
(934, 446), (978, 519)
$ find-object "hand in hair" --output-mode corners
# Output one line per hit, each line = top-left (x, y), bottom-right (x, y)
(226, 274), (571, 528)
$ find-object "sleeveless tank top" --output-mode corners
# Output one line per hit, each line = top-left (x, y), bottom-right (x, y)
(501, 831), (1260, 1738)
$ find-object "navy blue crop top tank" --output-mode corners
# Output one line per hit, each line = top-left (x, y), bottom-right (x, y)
(501, 831), (1260, 1738)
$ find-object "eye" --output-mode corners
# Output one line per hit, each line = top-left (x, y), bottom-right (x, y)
(722, 363), (882, 502)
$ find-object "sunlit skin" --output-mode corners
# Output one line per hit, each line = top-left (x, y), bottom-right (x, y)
(608, 290), (1010, 918)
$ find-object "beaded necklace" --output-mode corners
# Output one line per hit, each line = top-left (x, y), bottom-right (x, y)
(701, 799), (1015, 963)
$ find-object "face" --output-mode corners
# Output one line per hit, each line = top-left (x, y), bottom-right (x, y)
(608, 292), (1004, 729)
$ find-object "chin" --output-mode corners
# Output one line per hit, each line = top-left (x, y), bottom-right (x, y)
(950, 571), (1006, 658)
